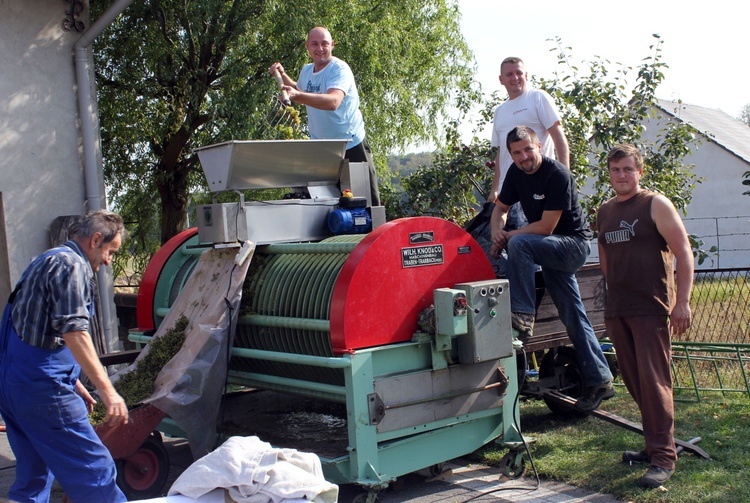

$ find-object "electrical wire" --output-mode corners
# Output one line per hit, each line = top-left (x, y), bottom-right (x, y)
(214, 257), (240, 449)
(458, 347), (541, 502)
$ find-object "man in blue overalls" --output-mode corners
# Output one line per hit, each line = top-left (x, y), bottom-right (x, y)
(0, 210), (129, 502)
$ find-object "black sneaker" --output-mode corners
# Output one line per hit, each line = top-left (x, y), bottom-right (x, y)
(574, 381), (615, 411)
(622, 449), (650, 465)
(640, 466), (674, 488)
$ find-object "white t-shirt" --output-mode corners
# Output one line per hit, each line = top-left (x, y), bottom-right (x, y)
(491, 88), (562, 186)
(297, 57), (365, 149)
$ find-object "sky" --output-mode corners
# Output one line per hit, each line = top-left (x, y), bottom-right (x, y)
(449, 0), (750, 146)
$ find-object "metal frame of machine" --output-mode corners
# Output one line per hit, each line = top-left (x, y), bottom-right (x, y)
(130, 140), (525, 496)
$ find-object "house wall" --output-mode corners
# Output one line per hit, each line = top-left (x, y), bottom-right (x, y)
(0, 0), (95, 307)
(640, 114), (750, 270)
(585, 115), (750, 270)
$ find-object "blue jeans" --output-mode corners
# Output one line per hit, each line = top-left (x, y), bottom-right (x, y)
(506, 233), (612, 386)
(494, 202), (533, 278)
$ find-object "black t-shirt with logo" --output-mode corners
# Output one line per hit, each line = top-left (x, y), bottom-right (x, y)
(498, 156), (592, 240)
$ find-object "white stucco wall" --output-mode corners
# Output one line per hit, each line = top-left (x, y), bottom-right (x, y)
(584, 111), (750, 270)
(640, 116), (750, 269)
(0, 0), (92, 304)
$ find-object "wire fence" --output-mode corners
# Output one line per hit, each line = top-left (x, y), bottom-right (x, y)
(672, 268), (750, 400)
(683, 215), (750, 270)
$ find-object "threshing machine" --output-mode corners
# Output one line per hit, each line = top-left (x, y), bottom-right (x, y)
(132, 140), (524, 496)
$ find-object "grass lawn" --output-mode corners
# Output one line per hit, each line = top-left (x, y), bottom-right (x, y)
(479, 385), (750, 502)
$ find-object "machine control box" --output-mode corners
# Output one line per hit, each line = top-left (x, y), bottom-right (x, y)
(197, 203), (249, 244)
(434, 288), (468, 337)
(454, 279), (513, 363)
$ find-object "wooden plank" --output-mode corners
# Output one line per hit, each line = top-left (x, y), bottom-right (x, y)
(525, 264), (607, 353)
(542, 390), (712, 461)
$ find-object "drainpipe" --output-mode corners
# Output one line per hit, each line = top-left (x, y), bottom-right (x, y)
(74, 0), (135, 352)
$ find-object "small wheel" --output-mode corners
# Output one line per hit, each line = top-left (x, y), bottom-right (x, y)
(116, 432), (170, 500)
(428, 463), (445, 477)
(352, 491), (381, 503)
(539, 346), (586, 417)
(501, 452), (526, 479)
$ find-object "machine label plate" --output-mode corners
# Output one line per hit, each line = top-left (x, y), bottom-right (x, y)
(409, 231), (434, 243)
(401, 244), (444, 268)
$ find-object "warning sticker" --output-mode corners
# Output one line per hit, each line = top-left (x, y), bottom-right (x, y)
(401, 244), (444, 268)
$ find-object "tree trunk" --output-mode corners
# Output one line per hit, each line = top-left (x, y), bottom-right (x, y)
(157, 161), (190, 245)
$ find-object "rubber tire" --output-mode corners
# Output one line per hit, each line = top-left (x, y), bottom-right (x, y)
(116, 432), (170, 500)
(352, 492), (381, 503)
(538, 346), (586, 417)
(501, 452), (526, 479)
(428, 463), (445, 477)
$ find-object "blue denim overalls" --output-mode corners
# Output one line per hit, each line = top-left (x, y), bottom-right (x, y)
(0, 248), (126, 503)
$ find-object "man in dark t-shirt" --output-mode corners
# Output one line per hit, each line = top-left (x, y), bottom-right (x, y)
(490, 126), (613, 411)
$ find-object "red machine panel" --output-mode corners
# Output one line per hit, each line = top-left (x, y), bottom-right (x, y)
(329, 217), (494, 354)
(136, 227), (198, 331)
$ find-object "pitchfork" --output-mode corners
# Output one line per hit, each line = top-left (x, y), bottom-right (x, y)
(258, 70), (301, 139)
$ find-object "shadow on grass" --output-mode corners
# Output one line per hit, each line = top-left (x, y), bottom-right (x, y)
(478, 392), (749, 502)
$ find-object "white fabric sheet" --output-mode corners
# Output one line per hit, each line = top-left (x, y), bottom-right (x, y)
(167, 436), (338, 503)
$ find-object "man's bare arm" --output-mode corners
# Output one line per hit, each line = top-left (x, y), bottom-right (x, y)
(63, 331), (128, 425)
(652, 195), (694, 336)
(548, 122), (569, 168)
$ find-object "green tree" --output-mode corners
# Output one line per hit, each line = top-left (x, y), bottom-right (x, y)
(92, 0), (478, 248)
(397, 34), (699, 228)
(541, 34), (698, 217)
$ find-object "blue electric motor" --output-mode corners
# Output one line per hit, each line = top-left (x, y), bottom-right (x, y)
(328, 206), (372, 235)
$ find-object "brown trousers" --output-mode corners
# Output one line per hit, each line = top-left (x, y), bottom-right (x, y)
(606, 315), (676, 470)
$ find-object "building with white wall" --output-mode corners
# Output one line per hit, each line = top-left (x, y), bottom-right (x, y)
(0, 0), (121, 348)
(649, 100), (750, 269)
(587, 100), (750, 270)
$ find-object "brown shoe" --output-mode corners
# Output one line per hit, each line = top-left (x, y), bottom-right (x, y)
(511, 312), (535, 339)
(640, 466), (674, 488)
(575, 381), (616, 411)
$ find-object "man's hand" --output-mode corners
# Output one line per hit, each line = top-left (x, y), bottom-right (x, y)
(63, 330), (129, 426)
(491, 228), (512, 258)
(283, 85), (301, 101)
(99, 388), (129, 426)
(669, 301), (692, 337)
(269, 62), (285, 77)
(75, 380), (96, 414)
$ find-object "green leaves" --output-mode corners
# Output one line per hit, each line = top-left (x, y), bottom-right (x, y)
(399, 34), (699, 239)
(539, 35), (697, 217)
(94, 0), (476, 256)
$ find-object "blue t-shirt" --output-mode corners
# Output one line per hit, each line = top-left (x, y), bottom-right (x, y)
(297, 57), (365, 149)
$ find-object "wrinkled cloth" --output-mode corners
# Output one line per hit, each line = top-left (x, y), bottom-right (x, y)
(168, 436), (338, 503)
(132, 488), (307, 503)
(114, 247), (253, 459)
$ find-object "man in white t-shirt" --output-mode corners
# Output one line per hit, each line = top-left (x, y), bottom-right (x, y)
(490, 57), (569, 219)
(270, 27), (380, 205)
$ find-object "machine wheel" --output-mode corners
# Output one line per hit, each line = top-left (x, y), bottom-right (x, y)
(501, 452), (526, 479)
(428, 463), (445, 477)
(116, 432), (170, 500)
(352, 491), (381, 503)
(538, 346), (586, 417)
